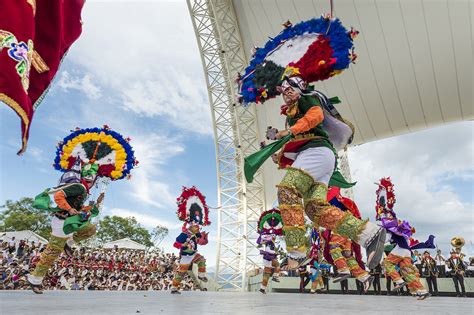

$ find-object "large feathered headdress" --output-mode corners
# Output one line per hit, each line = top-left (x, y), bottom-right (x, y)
(54, 125), (138, 181)
(238, 16), (357, 105)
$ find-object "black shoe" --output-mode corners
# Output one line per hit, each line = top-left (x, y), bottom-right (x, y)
(30, 283), (43, 294)
(259, 288), (266, 294)
(64, 243), (74, 257)
(170, 289), (181, 294)
(272, 276), (280, 283)
(28, 276), (44, 294)
(332, 273), (350, 283)
(416, 292), (431, 300)
(198, 276), (208, 283)
(366, 228), (386, 270)
(393, 281), (407, 291)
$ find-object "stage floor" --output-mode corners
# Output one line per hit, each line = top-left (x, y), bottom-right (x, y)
(0, 291), (471, 314)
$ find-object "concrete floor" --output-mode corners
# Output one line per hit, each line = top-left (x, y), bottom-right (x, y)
(0, 291), (472, 315)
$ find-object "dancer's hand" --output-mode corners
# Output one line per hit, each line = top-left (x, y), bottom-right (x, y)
(96, 193), (105, 206)
(271, 154), (279, 164)
(68, 208), (80, 215)
(275, 130), (289, 140)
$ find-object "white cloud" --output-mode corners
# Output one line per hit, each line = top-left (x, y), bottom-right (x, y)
(57, 71), (102, 100)
(128, 132), (185, 208)
(65, 2), (212, 135)
(349, 121), (473, 253)
(107, 207), (181, 230)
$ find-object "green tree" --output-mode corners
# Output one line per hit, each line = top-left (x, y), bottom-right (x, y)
(150, 225), (169, 247)
(0, 198), (51, 239)
(96, 215), (153, 247)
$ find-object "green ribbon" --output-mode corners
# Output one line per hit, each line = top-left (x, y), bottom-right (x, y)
(329, 170), (356, 188)
(244, 134), (292, 183)
(32, 190), (99, 234)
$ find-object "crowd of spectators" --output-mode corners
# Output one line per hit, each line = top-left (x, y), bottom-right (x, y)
(0, 238), (198, 291)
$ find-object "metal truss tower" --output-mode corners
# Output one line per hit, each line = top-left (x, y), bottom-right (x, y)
(338, 149), (354, 200)
(187, 0), (266, 291)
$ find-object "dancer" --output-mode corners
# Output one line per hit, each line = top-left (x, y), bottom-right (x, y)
(322, 187), (373, 292)
(308, 228), (331, 293)
(240, 16), (385, 271)
(375, 177), (434, 300)
(171, 186), (210, 294)
(256, 208), (283, 294)
(27, 126), (137, 294)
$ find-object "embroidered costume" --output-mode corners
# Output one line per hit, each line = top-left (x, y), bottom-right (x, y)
(0, 1), (85, 154)
(322, 187), (372, 292)
(257, 208), (283, 294)
(375, 177), (434, 300)
(240, 16), (386, 270)
(27, 126), (137, 294)
(171, 186), (210, 294)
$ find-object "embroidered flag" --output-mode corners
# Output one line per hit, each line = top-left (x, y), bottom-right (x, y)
(0, 0), (85, 154)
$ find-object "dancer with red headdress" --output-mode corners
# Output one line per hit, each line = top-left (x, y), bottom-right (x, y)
(257, 208), (283, 294)
(376, 177), (435, 300)
(171, 186), (210, 294)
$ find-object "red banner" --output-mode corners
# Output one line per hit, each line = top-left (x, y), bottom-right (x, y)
(0, 0), (84, 154)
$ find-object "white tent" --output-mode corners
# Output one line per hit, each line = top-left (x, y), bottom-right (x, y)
(102, 238), (146, 250)
(0, 230), (48, 245)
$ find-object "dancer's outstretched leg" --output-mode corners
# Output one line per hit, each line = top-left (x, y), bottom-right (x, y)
(194, 254), (208, 282)
(399, 256), (429, 299)
(171, 259), (191, 294)
(304, 177), (385, 269)
(329, 235), (351, 283)
(277, 168), (312, 263)
(384, 253), (406, 290)
(28, 233), (68, 294)
(260, 265), (273, 294)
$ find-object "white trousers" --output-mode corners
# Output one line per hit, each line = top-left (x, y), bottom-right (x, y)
(51, 216), (73, 238)
(291, 147), (335, 185)
(179, 253), (196, 265)
(390, 245), (411, 258)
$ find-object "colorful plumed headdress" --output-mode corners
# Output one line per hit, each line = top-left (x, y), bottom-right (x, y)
(375, 177), (396, 219)
(54, 125), (138, 181)
(257, 208), (283, 236)
(176, 186), (210, 226)
(238, 16), (357, 105)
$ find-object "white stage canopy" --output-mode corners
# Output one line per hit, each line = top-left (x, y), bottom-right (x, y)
(102, 238), (146, 250)
(0, 230), (48, 245)
(233, 0), (472, 145)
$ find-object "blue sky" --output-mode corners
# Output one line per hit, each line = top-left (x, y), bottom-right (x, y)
(1, 1), (472, 266)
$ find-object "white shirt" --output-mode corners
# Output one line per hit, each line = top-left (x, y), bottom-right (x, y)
(435, 254), (446, 265)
